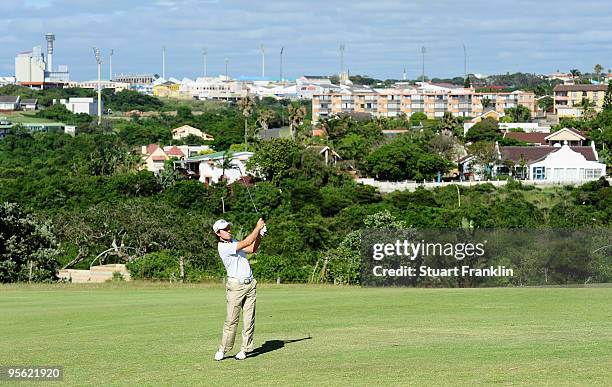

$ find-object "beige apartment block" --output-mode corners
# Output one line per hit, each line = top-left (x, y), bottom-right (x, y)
(312, 85), (536, 123)
(554, 84), (607, 118)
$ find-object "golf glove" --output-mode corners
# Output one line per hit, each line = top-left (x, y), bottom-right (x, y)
(260, 225), (267, 237)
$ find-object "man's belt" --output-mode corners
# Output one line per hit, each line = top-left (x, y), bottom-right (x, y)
(227, 277), (254, 285)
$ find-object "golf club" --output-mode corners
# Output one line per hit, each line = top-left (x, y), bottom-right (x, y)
(236, 163), (266, 236)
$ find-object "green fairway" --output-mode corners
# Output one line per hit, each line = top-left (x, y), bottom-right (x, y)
(0, 283), (610, 386)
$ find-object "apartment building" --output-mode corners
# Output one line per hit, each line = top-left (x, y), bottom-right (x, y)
(553, 84), (607, 118)
(312, 83), (536, 122)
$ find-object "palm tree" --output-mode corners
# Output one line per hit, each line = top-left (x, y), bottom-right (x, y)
(481, 97), (492, 109)
(238, 96), (255, 151)
(569, 69), (581, 81)
(217, 151), (236, 181)
(440, 112), (457, 136)
(594, 64), (603, 82)
(287, 103), (307, 140)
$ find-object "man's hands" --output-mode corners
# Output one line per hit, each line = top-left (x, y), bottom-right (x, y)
(256, 218), (266, 231)
(256, 218), (267, 237)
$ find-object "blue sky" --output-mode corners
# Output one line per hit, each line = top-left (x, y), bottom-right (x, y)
(2, 0), (612, 81)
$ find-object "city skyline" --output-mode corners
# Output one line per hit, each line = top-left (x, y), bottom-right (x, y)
(1, 0), (612, 81)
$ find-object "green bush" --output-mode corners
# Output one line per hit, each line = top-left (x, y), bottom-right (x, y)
(126, 251), (180, 280)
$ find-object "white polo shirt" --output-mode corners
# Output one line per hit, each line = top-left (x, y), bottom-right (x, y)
(218, 239), (253, 279)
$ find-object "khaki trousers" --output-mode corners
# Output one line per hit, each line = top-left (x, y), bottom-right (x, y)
(220, 279), (256, 353)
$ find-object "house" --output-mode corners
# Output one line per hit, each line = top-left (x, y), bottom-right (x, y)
(499, 143), (605, 181)
(141, 144), (170, 173)
(58, 97), (102, 115)
(152, 79), (182, 98)
(21, 98), (38, 111)
(503, 127), (587, 146)
(171, 125), (214, 141)
(174, 151), (254, 185)
(554, 84), (607, 117)
(503, 131), (549, 145)
(306, 146), (342, 165)
(543, 127), (586, 146)
(164, 145), (186, 159)
(0, 96), (21, 111)
(459, 141), (605, 182)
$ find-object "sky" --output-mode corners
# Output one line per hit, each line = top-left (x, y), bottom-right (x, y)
(1, 0), (612, 81)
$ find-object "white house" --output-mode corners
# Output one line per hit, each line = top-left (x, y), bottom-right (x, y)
(527, 144), (605, 182)
(460, 141), (605, 182)
(59, 97), (102, 115)
(175, 151), (253, 185)
(0, 96), (21, 111)
(21, 98), (38, 111)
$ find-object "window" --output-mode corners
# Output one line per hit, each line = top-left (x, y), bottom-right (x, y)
(532, 166), (546, 180)
(584, 169), (601, 179)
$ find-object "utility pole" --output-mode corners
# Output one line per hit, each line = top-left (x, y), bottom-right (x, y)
(339, 44), (345, 81)
(162, 45), (166, 79)
(203, 48), (207, 77)
(109, 48), (114, 81)
(260, 44), (265, 78)
(224, 57), (229, 81)
(420, 46), (426, 83)
(280, 46), (284, 82)
(93, 47), (102, 125)
(463, 43), (467, 79)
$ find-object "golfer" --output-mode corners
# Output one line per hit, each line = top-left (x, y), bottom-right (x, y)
(213, 218), (265, 361)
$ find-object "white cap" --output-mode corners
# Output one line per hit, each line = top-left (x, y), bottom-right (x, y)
(213, 219), (232, 233)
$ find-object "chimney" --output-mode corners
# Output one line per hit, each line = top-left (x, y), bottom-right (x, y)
(45, 33), (55, 72)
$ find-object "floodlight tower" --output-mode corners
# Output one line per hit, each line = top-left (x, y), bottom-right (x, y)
(463, 43), (467, 79)
(224, 57), (229, 81)
(339, 44), (345, 80)
(280, 47), (284, 82)
(203, 48), (208, 77)
(260, 44), (265, 78)
(93, 47), (102, 125)
(420, 46), (426, 83)
(162, 46), (166, 79)
(109, 49), (114, 81)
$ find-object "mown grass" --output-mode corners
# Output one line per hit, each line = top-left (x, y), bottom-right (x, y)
(1, 111), (56, 124)
(0, 283), (610, 386)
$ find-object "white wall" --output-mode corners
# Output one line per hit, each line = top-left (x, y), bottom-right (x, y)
(198, 153), (252, 184)
(62, 98), (102, 115)
(529, 145), (605, 181)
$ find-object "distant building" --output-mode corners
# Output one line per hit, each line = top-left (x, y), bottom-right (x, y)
(20, 98), (38, 111)
(15, 33), (70, 88)
(140, 143), (212, 173)
(0, 77), (15, 86)
(153, 79), (182, 98)
(186, 77), (249, 100)
(171, 125), (214, 141)
(0, 96), (21, 111)
(114, 74), (156, 85)
(553, 84), (607, 117)
(67, 80), (130, 93)
(58, 97), (101, 115)
(503, 128), (586, 146)
(312, 83), (536, 122)
(175, 151), (253, 185)
(463, 110), (550, 135)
